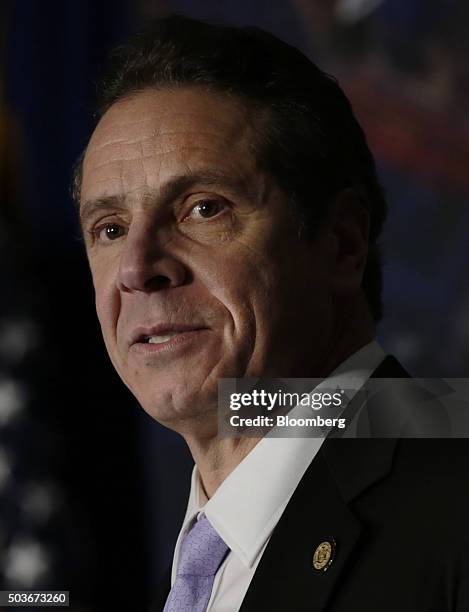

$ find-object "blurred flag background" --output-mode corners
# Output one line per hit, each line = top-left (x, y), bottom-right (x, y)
(1, 1), (468, 609)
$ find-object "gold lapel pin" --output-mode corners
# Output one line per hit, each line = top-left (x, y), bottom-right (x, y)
(312, 539), (336, 572)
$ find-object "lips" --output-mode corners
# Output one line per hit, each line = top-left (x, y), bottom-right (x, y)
(129, 324), (208, 348)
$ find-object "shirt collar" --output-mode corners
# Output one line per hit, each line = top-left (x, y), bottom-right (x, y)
(179, 340), (386, 569)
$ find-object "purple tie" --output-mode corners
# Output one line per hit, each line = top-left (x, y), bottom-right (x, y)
(163, 514), (230, 612)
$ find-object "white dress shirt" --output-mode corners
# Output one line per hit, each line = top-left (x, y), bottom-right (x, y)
(169, 341), (386, 611)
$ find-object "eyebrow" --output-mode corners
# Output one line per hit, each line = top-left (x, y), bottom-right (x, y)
(79, 169), (253, 230)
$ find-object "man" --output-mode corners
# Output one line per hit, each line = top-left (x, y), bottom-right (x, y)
(74, 16), (469, 612)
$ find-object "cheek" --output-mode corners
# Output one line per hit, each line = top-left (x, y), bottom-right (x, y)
(92, 266), (121, 342)
(198, 249), (276, 354)
(206, 248), (270, 306)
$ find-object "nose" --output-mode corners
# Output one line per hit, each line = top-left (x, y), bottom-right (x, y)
(116, 223), (188, 293)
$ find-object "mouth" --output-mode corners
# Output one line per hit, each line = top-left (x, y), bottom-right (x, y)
(142, 332), (184, 345)
(129, 325), (209, 355)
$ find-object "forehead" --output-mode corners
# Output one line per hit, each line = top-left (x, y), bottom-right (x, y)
(81, 87), (259, 205)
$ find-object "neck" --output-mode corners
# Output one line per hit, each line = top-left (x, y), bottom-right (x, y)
(313, 301), (375, 378)
(184, 435), (261, 498)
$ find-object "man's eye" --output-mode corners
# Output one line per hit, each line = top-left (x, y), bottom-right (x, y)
(97, 223), (125, 242)
(187, 200), (228, 220)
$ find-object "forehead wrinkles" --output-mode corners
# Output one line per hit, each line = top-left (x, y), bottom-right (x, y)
(86, 101), (254, 163)
(82, 93), (259, 199)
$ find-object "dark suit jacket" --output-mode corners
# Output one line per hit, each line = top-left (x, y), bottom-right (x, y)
(152, 356), (469, 611)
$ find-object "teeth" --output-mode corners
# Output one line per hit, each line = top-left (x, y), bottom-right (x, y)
(147, 332), (180, 344)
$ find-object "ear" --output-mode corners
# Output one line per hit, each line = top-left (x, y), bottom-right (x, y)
(327, 188), (370, 296)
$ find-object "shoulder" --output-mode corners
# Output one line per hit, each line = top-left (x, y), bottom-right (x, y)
(350, 438), (469, 550)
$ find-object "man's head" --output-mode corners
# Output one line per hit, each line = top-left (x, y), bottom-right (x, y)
(75, 16), (387, 434)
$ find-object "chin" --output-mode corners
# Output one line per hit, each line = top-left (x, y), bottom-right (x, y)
(137, 385), (218, 428)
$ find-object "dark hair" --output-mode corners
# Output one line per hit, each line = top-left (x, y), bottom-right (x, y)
(74, 15), (387, 322)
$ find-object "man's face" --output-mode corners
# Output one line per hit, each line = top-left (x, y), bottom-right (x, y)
(80, 87), (337, 432)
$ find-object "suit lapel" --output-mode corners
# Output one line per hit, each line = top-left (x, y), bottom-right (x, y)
(240, 356), (403, 611)
(239, 450), (362, 612)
